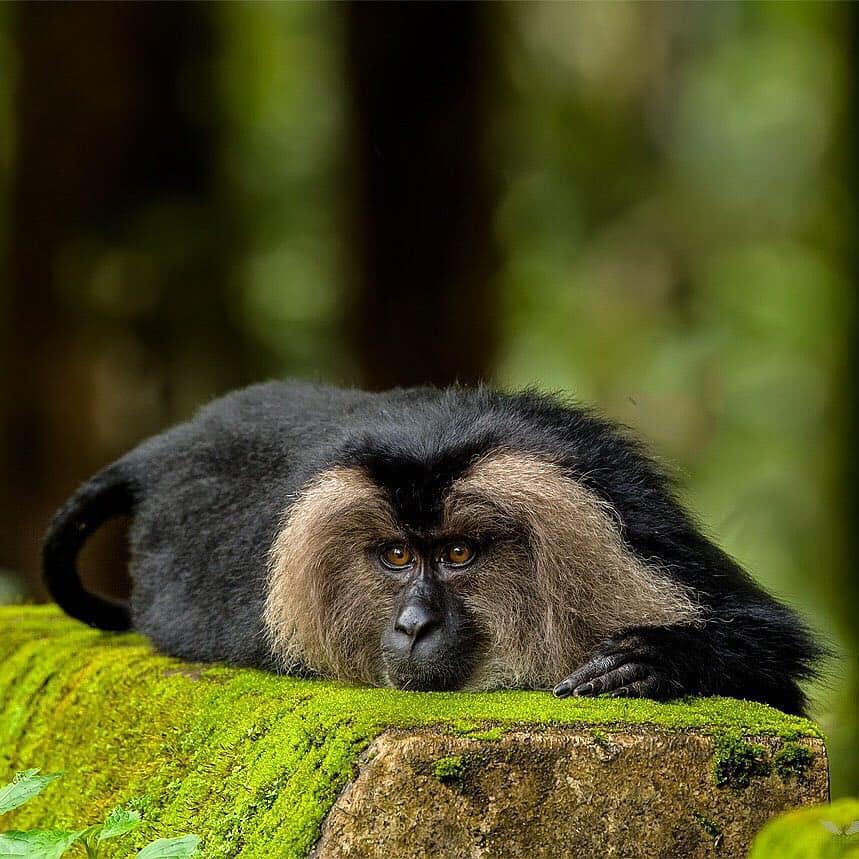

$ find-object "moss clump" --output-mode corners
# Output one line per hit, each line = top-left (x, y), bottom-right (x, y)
(590, 729), (609, 749)
(712, 733), (771, 788)
(691, 809), (723, 845)
(0, 606), (825, 859)
(468, 728), (503, 742)
(748, 798), (859, 859)
(432, 755), (466, 784)
(773, 742), (814, 781)
(449, 724), (504, 742)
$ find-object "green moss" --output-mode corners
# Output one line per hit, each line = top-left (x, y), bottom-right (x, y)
(0, 607), (824, 859)
(773, 741), (815, 781)
(432, 755), (465, 783)
(748, 798), (859, 859)
(449, 723), (504, 742)
(590, 729), (609, 749)
(467, 727), (504, 742)
(712, 732), (770, 789)
(691, 809), (723, 844)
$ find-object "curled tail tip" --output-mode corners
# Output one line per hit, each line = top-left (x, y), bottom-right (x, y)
(81, 600), (132, 632)
(42, 464), (135, 632)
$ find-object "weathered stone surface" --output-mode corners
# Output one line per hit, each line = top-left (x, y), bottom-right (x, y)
(0, 607), (828, 858)
(315, 729), (827, 859)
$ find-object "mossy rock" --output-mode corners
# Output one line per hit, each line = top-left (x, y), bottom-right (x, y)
(748, 798), (859, 858)
(0, 606), (828, 858)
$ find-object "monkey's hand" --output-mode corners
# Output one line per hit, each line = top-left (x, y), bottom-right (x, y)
(552, 628), (689, 700)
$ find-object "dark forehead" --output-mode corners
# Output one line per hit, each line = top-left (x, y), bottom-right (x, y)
(348, 439), (497, 533)
(328, 385), (599, 533)
(334, 389), (509, 531)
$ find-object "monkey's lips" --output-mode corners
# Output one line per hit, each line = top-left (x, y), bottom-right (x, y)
(380, 619), (481, 692)
(383, 660), (464, 692)
(381, 640), (474, 692)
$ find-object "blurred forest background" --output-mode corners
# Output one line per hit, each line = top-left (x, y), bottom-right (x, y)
(0, 2), (856, 796)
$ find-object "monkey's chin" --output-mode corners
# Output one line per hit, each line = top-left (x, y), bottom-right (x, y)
(383, 661), (466, 693)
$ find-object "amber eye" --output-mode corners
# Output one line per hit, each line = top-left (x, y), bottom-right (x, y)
(442, 541), (476, 568)
(380, 544), (414, 570)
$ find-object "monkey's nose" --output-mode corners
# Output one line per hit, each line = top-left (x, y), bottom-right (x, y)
(394, 603), (439, 643)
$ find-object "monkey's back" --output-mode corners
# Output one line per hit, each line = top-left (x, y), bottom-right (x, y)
(123, 381), (385, 666)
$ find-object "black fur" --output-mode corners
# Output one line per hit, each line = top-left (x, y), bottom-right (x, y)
(43, 380), (823, 714)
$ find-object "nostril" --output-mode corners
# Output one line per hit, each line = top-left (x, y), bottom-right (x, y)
(394, 604), (439, 642)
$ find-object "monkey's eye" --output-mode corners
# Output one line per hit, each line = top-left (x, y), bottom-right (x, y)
(380, 544), (414, 570)
(441, 541), (476, 568)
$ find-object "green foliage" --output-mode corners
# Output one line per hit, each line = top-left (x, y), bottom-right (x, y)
(134, 838), (200, 859)
(748, 798), (859, 859)
(0, 829), (84, 859)
(216, 2), (346, 379)
(97, 809), (142, 844)
(0, 772), (62, 817)
(0, 771), (198, 859)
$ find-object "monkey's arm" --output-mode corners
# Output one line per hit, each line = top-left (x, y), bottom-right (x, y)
(549, 419), (824, 716)
(553, 597), (822, 716)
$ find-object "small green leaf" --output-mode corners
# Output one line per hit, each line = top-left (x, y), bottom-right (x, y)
(0, 772), (63, 816)
(98, 808), (141, 842)
(77, 826), (101, 859)
(136, 836), (200, 858)
(0, 829), (82, 858)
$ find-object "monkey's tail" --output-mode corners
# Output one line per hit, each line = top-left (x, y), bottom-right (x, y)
(42, 463), (137, 631)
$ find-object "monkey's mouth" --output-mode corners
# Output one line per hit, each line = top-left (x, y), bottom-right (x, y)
(380, 635), (477, 692)
(380, 621), (483, 692)
(376, 593), (485, 692)
(382, 659), (467, 692)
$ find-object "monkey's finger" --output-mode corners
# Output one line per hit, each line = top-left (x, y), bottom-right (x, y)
(571, 661), (650, 696)
(553, 654), (629, 698)
(612, 675), (671, 700)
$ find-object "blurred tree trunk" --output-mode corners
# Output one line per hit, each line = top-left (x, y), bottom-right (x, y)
(343, 2), (500, 390)
(0, 3), (255, 596)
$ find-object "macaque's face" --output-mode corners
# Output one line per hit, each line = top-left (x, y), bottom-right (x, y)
(264, 453), (701, 691)
(375, 535), (487, 690)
